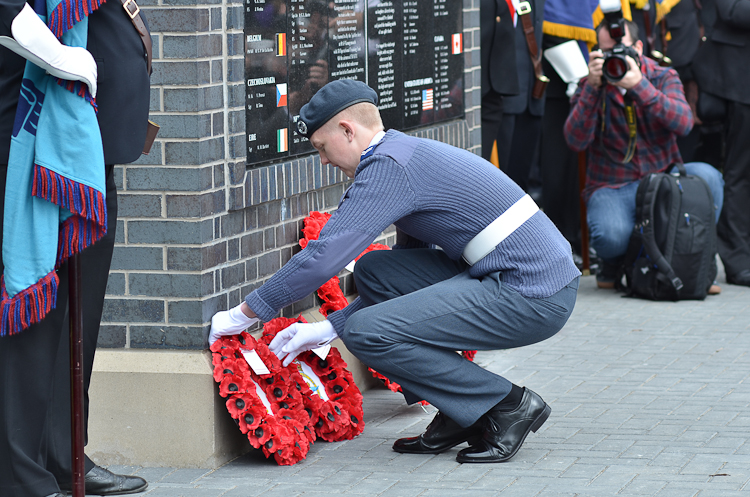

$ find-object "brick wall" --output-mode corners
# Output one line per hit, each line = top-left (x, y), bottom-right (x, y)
(98, 0), (482, 350)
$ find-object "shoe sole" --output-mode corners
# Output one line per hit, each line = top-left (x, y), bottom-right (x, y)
(393, 435), (482, 454)
(456, 403), (551, 464)
(62, 483), (149, 496)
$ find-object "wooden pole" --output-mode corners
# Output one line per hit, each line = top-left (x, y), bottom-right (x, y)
(577, 151), (590, 276)
(69, 253), (85, 497)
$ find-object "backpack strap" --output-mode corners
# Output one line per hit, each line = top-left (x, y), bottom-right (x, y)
(639, 173), (684, 293)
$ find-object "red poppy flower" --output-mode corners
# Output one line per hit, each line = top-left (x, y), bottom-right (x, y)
(354, 242), (390, 261)
(312, 400), (352, 441)
(247, 417), (275, 448)
(339, 397), (365, 432)
(254, 342), (283, 371)
(300, 211), (331, 248)
(238, 404), (266, 434)
(462, 350), (477, 361)
(219, 372), (248, 398)
(260, 315), (306, 342)
(324, 377), (351, 400)
(213, 357), (241, 383)
(225, 393), (255, 418)
(274, 438), (309, 466)
(210, 337), (240, 354)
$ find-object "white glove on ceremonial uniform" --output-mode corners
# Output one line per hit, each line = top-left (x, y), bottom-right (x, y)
(209, 304), (260, 346)
(0, 4), (98, 97)
(269, 321), (338, 367)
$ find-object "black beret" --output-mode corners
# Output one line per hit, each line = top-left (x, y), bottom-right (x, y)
(297, 80), (378, 138)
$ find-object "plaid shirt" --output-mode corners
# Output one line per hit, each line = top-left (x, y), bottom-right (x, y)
(564, 56), (693, 202)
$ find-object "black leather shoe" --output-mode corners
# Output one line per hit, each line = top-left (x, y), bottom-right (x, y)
(456, 388), (550, 463)
(393, 411), (482, 454)
(59, 465), (148, 495)
(727, 269), (750, 287)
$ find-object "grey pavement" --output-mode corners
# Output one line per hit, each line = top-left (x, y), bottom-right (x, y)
(109, 271), (750, 496)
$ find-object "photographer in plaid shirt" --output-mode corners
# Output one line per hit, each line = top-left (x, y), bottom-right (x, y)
(564, 19), (724, 289)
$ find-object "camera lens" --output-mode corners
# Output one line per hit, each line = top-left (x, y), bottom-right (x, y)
(604, 56), (628, 82)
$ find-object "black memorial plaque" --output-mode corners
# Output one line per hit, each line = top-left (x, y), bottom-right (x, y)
(329, 0), (366, 82)
(245, 0), (289, 164)
(287, 0), (330, 155)
(245, 0), (463, 167)
(432, 0), (464, 122)
(367, 0), (402, 129)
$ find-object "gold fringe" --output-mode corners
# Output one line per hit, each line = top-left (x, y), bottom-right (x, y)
(542, 21), (597, 44)
(656, 0), (681, 23)
(630, 0), (648, 9)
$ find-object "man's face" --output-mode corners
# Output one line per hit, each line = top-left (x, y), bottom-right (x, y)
(310, 122), (360, 178)
(597, 24), (642, 55)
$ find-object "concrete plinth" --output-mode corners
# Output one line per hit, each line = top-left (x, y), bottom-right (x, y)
(86, 310), (378, 468)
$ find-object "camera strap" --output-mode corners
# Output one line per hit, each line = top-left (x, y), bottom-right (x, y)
(600, 93), (637, 164)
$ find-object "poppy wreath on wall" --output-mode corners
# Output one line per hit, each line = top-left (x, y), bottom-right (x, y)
(299, 212), (478, 400)
(211, 318), (367, 465)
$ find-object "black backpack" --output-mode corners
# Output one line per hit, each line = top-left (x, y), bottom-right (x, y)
(621, 164), (718, 301)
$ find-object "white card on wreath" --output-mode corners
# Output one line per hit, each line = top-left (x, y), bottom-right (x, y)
(241, 349), (271, 375)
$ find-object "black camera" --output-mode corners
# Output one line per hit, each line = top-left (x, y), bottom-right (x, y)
(599, 2), (641, 83)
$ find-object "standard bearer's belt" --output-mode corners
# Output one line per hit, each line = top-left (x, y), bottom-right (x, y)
(462, 194), (539, 266)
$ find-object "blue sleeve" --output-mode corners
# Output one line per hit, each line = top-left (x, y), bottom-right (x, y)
(245, 156), (416, 321)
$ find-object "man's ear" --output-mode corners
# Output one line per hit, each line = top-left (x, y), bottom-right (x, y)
(634, 40), (643, 56)
(339, 120), (356, 142)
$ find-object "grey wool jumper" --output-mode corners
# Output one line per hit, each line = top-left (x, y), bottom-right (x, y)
(246, 130), (581, 334)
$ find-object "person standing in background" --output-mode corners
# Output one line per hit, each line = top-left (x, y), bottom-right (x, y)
(0, 0), (153, 494)
(693, 0), (750, 287)
(537, 0), (599, 258)
(480, 0), (520, 163)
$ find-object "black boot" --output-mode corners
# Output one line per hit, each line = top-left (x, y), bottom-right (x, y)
(59, 465), (148, 495)
(456, 388), (550, 463)
(393, 411), (482, 454)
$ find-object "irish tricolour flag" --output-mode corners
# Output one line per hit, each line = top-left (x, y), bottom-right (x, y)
(277, 129), (288, 152)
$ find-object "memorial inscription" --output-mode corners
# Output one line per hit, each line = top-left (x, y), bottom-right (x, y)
(245, 0), (463, 166)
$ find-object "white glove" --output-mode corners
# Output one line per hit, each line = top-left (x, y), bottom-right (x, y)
(209, 304), (259, 346)
(269, 321), (338, 367)
(0, 4), (98, 97)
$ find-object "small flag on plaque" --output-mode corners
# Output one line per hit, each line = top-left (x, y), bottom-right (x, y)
(276, 33), (286, 56)
(452, 33), (463, 54)
(277, 128), (288, 152)
(276, 83), (287, 107)
(422, 88), (434, 111)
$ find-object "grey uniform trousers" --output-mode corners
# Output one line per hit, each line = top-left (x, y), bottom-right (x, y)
(343, 248), (579, 428)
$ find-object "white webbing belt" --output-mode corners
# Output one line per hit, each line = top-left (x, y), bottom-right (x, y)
(462, 194), (539, 266)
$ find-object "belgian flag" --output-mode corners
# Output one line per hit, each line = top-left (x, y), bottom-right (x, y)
(276, 33), (287, 56)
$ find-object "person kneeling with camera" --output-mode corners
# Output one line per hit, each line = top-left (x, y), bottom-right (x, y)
(564, 16), (724, 290)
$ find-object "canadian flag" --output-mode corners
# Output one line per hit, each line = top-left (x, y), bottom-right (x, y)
(451, 33), (462, 54)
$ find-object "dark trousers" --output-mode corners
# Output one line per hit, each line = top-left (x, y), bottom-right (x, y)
(344, 249), (578, 428)
(496, 111), (543, 193)
(718, 101), (750, 278)
(540, 97), (581, 253)
(0, 164), (116, 497)
(481, 91), (503, 163)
